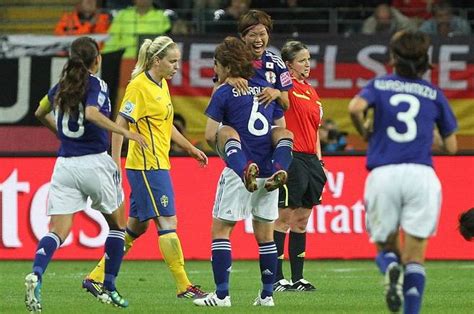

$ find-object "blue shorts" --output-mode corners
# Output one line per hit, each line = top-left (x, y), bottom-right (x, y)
(126, 169), (176, 221)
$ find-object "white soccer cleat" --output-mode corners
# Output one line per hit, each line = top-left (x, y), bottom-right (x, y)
(25, 273), (42, 313)
(253, 294), (275, 306)
(193, 292), (231, 307)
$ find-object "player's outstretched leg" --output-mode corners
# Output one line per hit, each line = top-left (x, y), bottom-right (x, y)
(83, 228), (137, 298)
(264, 170), (287, 192)
(385, 263), (404, 312)
(158, 231), (207, 299)
(25, 273), (42, 313)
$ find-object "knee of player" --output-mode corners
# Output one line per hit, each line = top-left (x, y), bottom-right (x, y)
(275, 216), (291, 231)
(272, 127), (294, 143)
(290, 218), (309, 233)
(218, 126), (240, 141)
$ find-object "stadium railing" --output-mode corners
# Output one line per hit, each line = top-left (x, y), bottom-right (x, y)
(1, 5), (473, 35)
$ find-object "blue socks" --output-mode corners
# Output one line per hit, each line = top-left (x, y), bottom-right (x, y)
(376, 250), (400, 274)
(103, 229), (125, 291)
(211, 239), (231, 299)
(404, 263), (425, 314)
(32, 232), (62, 281)
(224, 139), (247, 178)
(272, 138), (293, 172)
(258, 242), (277, 298)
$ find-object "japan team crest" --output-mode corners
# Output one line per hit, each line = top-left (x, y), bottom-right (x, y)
(160, 195), (169, 207)
(265, 71), (276, 84)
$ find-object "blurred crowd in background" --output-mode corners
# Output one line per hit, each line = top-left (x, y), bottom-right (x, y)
(2, 0), (472, 154)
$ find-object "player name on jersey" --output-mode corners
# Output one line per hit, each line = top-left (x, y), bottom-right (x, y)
(231, 86), (264, 97)
(374, 79), (437, 100)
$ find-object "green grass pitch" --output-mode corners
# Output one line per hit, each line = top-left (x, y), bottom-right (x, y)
(3, 260), (473, 313)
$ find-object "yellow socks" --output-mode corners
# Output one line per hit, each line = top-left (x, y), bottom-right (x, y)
(87, 231), (135, 283)
(87, 230), (191, 294)
(158, 232), (191, 293)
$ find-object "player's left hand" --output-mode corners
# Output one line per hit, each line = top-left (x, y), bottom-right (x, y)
(258, 87), (281, 107)
(189, 147), (208, 167)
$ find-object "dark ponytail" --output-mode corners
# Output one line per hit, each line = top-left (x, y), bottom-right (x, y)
(55, 37), (99, 114)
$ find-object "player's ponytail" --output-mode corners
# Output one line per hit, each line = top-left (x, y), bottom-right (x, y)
(55, 37), (99, 114)
(131, 36), (177, 80)
(132, 39), (153, 79)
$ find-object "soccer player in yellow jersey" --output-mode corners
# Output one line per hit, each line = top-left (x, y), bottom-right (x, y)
(82, 35), (209, 299)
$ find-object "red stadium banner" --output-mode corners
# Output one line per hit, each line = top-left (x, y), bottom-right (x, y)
(1, 156), (473, 261)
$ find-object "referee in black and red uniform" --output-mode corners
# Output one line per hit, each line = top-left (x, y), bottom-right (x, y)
(273, 40), (327, 292)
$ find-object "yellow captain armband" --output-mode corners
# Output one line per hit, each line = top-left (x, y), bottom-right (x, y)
(38, 94), (52, 113)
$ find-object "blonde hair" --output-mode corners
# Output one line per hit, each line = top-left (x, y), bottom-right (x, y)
(131, 36), (177, 79)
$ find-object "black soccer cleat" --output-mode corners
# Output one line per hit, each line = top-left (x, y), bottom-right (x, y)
(385, 263), (404, 312)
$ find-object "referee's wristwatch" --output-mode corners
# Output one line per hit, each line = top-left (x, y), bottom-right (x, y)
(319, 159), (325, 167)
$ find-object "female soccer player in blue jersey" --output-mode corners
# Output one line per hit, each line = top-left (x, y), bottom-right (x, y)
(226, 9), (295, 190)
(193, 36), (292, 308)
(83, 36), (209, 300)
(25, 37), (147, 312)
(349, 30), (458, 314)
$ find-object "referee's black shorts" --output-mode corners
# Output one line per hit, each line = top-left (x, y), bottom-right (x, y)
(278, 152), (327, 209)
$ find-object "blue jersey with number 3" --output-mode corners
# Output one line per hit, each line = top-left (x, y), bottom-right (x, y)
(359, 74), (457, 170)
(48, 75), (111, 157)
(206, 77), (284, 177)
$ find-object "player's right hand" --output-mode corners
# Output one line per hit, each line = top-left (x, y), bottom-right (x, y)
(226, 77), (248, 94)
(126, 131), (148, 149)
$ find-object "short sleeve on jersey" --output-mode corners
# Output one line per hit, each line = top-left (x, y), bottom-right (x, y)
(205, 87), (226, 122)
(119, 87), (146, 123)
(85, 77), (102, 108)
(436, 92), (458, 137)
(270, 55), (292, 91)
(358, 80), (376, 106)
(47, 84), (59, 105)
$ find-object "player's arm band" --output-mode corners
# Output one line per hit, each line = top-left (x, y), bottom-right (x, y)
(38, 95), (52, 113)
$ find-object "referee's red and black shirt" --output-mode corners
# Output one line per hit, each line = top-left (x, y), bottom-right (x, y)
(285, 78), (323, 154)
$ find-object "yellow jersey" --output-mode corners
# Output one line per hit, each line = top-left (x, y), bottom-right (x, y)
(119, 72), (173, 170)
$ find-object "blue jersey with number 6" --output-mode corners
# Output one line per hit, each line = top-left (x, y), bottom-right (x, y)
(47, 75), (111, 157)
(359, 74), (457, 170)
(206, 77), (284, 177)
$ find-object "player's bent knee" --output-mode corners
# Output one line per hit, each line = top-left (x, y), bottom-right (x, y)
(218, 126), (240, 142)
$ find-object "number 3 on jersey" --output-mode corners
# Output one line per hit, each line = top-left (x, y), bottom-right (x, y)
(387, 93), (420, 143)
(248, 96), (269, 136)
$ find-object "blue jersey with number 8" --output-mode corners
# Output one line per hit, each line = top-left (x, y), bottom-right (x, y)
(359, 74), (457, 170)
(47, 75), (112, 157)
